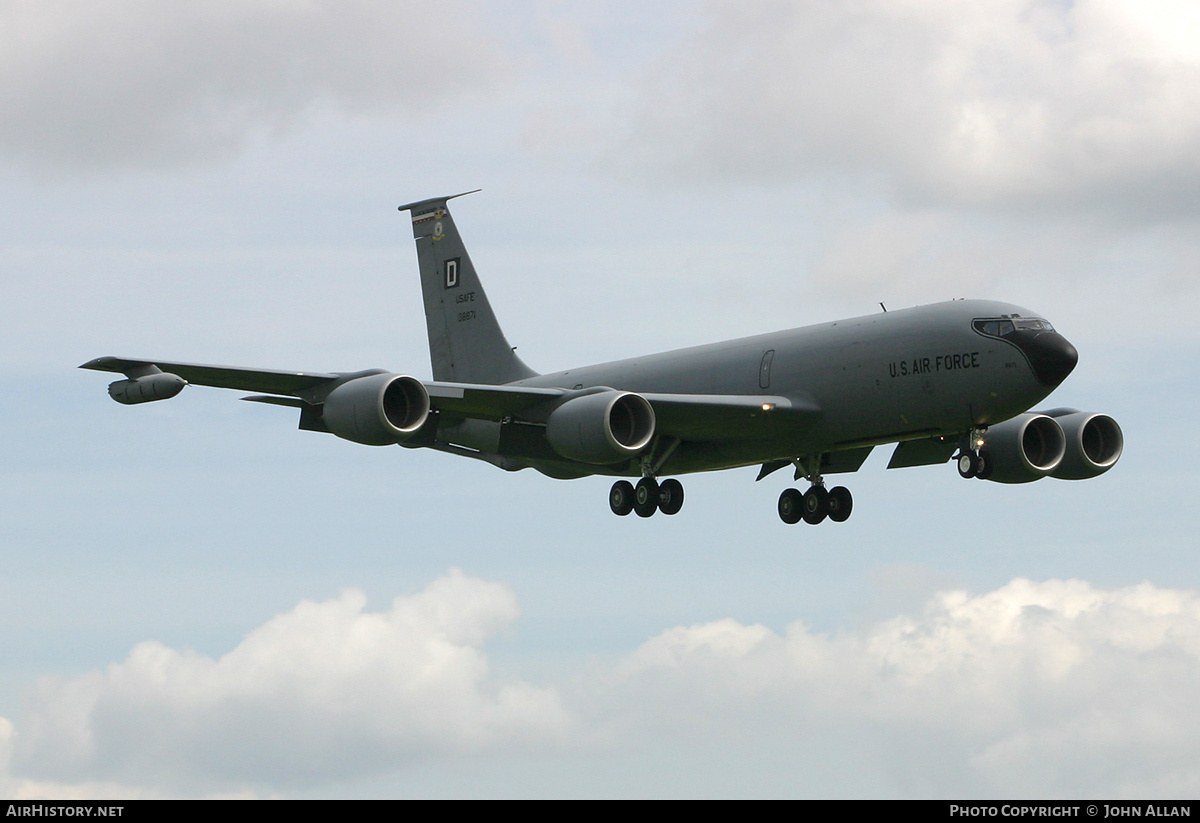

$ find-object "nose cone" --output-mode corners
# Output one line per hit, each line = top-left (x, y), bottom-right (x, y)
(1015, 331), (1078, 387)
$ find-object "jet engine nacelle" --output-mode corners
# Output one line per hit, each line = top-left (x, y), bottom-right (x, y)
(980, 413), (1066, 484)
(108, 373), (186, 405)
(545, 390), (656, 464)
(1044, 409), (1124, 480)
(321, 373), (430, 446)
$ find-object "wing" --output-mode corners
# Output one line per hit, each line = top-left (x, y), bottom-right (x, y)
(81, 357), (819, 469)
(79, 356), (566, 415)
(82, 356), (813, 426)
(80, 356), (337, 395)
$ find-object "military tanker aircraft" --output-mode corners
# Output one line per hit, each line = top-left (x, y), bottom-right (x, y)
(82, 191), (1122, 524)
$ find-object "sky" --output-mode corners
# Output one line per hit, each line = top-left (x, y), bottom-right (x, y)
(2, 0), (1199, 798)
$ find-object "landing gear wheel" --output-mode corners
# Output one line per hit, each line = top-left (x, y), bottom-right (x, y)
(802, 486), (829, 524)
(609, 480), (635, 516)
(976, 449), (993, 480)
(827, 486), (853, 522)
(634, 477), (660, 518)
(658, 478), (684, 515)
(957, 452), (980, 479)
(778, 488), (803, 524)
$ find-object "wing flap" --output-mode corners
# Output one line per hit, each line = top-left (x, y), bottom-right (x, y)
(424, 382), (564, 420)
(644, 392), (820, 440)
(887, 436), (957, 468)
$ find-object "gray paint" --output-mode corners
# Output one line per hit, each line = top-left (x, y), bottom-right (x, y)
(508, 298), (1057, 476)
(399, 192), (536, 385)
(81, 194), (1103, 503)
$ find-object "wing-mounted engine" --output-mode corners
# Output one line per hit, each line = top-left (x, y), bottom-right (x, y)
(545, 390), (656, 464)
(978, 413), (1066, 484)
(1042, 408), (1124, 480)
(321, 373), (430, 446)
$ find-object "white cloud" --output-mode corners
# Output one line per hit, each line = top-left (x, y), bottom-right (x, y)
(9, 570), (571, 794)
(593, 577), (1200, 796)
(0, 0), (509, 170)
(5, 574), (1199, 796)
(609, 0), (1200, 216)
(0, 715), (188, 799)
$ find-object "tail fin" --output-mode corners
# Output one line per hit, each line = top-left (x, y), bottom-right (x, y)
(399, 191), (537, 384)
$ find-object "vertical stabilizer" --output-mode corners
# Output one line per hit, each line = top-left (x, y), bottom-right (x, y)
(398, 192), (537, 384)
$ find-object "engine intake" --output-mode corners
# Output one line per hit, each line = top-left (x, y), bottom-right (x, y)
(1047, 410), (1124, 480)
(546, 390), (656, 464)
(980, 413), (1066, 484)
(322, 373), (430, 446)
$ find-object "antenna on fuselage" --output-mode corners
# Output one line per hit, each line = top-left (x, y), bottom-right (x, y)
(880, 302), (887, 312)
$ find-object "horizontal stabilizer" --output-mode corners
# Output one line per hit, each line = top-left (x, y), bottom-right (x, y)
(397, 190), (481, 214)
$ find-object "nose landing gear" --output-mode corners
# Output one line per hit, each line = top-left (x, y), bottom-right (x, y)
(956, 428), (992, 480)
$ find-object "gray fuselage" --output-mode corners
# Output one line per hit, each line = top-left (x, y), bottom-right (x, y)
(497, 299), (1069, 477)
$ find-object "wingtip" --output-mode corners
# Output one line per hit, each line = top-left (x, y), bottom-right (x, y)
(79, 356), (116, 371)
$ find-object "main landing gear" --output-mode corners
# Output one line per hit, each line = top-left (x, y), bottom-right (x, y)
(777, 456), (853, 526)
(777, 484), (852, 525)
(609, 438), (685, 518)
(609, 477), (684, 517)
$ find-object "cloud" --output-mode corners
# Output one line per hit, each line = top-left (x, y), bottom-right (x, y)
(609, 0), (1200, 217)
(597, 577), (1200, 796)
(5, 574), (1199, 797)
(8, 570), (571, 794)
(0, 0), (509, 171)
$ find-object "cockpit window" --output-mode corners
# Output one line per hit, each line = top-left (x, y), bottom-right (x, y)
(974, 319), (1014, 337)
(973, 317), (1054, 338)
